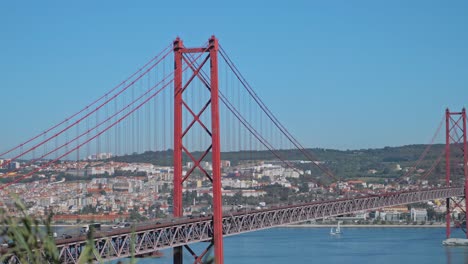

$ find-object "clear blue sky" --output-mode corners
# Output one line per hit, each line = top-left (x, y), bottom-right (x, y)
(1, 1), (467, 150)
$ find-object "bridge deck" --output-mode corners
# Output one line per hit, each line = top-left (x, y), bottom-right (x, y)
(3, 187), (463, 263)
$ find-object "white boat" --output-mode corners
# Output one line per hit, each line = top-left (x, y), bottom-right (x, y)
(330, 221), (342, 235)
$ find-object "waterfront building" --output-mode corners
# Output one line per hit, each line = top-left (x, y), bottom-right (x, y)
(410, 208), (428, 222)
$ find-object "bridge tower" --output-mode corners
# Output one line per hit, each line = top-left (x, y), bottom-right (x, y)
(445, 108), (468, 239)
(173, 36), (224, 264)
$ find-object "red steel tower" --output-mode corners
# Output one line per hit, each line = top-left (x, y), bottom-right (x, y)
(173, 36), (224, 264)
(445, 108), (468, 239)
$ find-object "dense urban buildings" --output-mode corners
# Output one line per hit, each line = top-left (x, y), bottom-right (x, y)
(0, 151), (458, 225)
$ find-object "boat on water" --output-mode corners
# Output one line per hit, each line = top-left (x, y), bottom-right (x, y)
(330, 221), (342, 235)
(443, 238), (468, 246)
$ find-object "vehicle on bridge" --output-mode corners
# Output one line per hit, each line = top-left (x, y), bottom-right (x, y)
(80, 223), (102, 234)
(61, 234), (72, 239)
(118, 222), (131, 228)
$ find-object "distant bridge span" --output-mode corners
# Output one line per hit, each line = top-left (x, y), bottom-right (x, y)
(25, 187), (459, 263)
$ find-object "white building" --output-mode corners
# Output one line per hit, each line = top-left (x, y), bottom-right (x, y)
(87, 166), (115, 176)
(283, 168), (301, 178)
(411, 208), (428, 222)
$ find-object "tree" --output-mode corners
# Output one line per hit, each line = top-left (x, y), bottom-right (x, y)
(1, 197), (139, 263)
(299, 183), (309, 193)
(183, 191), (197, 205)
(149, 204), (166, 218)
(427, 207), (436, 221)
(129, 211), (147, 222)
(80, 205), (96, 214)
(0, 198), (100, 263)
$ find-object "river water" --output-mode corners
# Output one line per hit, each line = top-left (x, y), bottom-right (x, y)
(102, 227), (468, 264)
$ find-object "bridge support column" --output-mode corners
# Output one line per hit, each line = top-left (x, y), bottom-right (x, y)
(446, 109), (451, 239)
(463, 108), (468, 239)
(173, 36), (184, 264)
(445, 108), (468, 239)
(172, 36), (224, 264)
(209, 36), (224, 264)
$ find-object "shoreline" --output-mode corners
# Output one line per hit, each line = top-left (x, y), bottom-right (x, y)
(282, 224), (447, 228)
(47, 223), (448, 228)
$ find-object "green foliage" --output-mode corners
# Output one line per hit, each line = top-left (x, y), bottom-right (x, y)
(56, 172), (112, 182)
(0, 197), (59, 263)
(299, 182), (309, 193)
(114, 170), (147, 177)
(80, 204), (96, 214)
(0, 197), (141, 263)
(183, 190), (198, 205)
(262, 184), (294, 203)
(111, 150), (174, 165)
(129, 210), (147, 222)
(110, 144), (446, 181)
(0, 175), (47, 184)
(79, 228), (100, 264)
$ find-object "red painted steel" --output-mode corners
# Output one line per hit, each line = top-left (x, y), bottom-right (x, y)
(209, 36), (224, 264)
(445, 108), (468, 239)
(172, 36), (224, 264)
(0, 44), (172, 162)
(446, 108), (451, 239)
(463, 108), (468, 239)
(0, 80), (172, 191)
(35, 187), (463, 264)
(173, 37), (184, 264)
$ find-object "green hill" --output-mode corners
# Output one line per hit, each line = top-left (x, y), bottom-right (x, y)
(110, 144), (457, 184)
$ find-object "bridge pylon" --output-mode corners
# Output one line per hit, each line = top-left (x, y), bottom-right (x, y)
(173, 36), (224, 264)
(445, 108), (468, 239)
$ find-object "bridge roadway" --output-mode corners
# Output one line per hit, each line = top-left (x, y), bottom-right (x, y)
(4, 187), (464, 263)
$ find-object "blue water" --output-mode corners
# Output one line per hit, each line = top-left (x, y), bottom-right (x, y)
(117, 227), (468, 264)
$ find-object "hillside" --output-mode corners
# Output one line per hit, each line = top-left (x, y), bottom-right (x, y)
(110, 144), (455, 183)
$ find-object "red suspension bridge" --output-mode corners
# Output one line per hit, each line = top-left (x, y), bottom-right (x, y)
(0, 36), (467, 264)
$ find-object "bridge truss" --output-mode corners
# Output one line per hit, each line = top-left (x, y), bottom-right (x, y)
(445, 108), (468, 239)
(3, 187), (463, 264)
